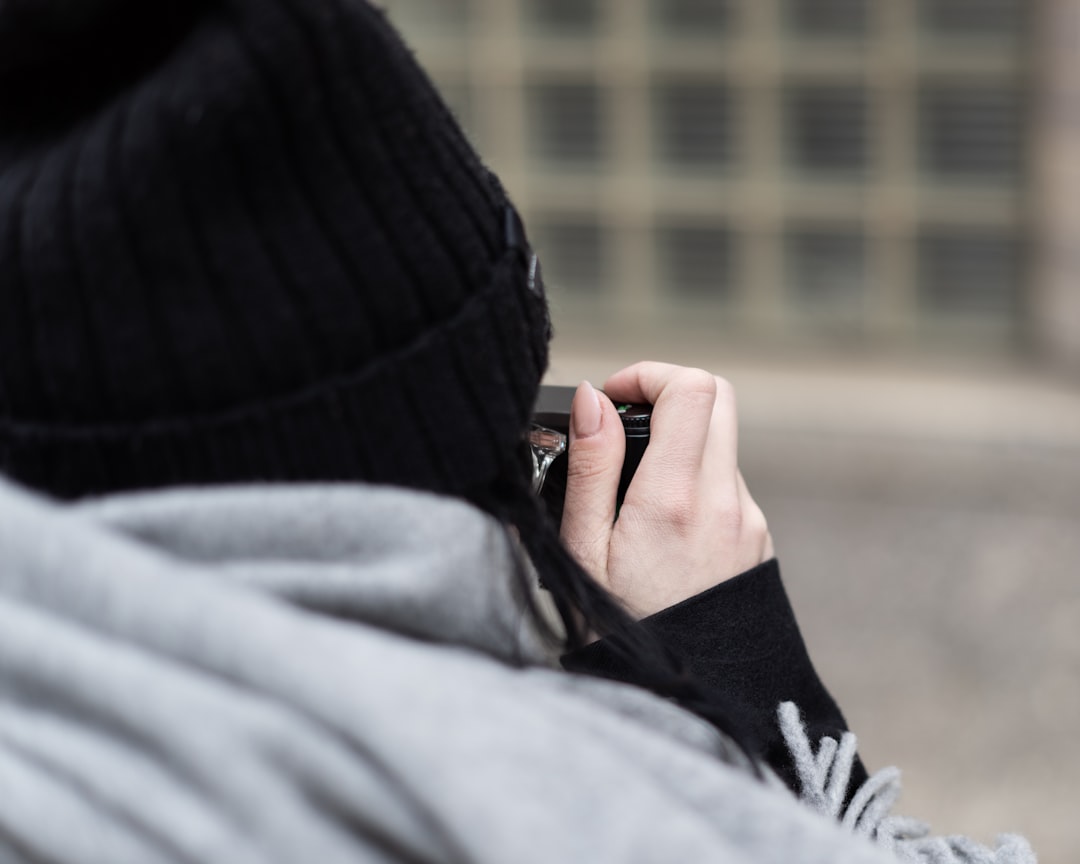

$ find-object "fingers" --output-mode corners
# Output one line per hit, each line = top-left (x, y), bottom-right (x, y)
(560, 362), (774, 617)
(604, 362), (719, 502)
(559, 381), (626, 581)
(604, 360), (697, 405)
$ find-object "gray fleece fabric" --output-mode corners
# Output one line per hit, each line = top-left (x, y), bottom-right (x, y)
(0, 478), (1034, 863)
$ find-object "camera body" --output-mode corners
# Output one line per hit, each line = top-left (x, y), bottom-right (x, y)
(532, 385), (651, 527)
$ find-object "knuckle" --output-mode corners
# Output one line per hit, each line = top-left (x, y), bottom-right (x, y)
(561, 531), (606, 564)
(675, 367), (719, 400)
(566, 446), (611, 485)
(664, 368), (718, 415)
(654, 491), (699, 533)
(710, 490), (757, 538)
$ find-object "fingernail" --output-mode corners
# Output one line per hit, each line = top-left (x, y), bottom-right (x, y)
(571, 380), (602, 439)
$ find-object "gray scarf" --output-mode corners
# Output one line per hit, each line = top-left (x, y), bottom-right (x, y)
(0, 479), (1032, 863)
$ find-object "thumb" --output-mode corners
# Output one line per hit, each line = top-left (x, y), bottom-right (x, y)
(560, 381), (625, 580)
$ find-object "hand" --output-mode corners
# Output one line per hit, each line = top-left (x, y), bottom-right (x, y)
(559, 362), (774, 619)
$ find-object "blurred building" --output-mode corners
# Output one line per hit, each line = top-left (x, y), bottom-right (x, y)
(382, 0), (1079, 370)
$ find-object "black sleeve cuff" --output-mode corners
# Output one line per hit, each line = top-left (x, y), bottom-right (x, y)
(561, 559), (868, 794)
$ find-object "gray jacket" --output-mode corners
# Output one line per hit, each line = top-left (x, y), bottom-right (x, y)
(0, 478), (1034, 863)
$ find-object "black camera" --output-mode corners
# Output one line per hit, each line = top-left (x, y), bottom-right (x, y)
(531, 384), (651, 528)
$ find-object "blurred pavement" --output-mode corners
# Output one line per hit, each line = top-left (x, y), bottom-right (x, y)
(547, 344), (1080, 864)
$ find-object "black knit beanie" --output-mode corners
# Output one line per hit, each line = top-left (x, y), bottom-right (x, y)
(0, 0), (551, 502)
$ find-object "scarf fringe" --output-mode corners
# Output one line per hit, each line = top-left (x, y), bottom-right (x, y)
(778, 702), (1037, 864)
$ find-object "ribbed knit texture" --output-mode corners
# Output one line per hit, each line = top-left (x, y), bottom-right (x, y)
(0, 0), (550, 499)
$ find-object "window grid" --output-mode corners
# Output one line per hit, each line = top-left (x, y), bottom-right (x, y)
(383, 0), (1030, 347)
(525, 78), (608, 166)
(919, 0), (1026, 38)
(784, 0), (871, 37)
(650, 0), (734, 36)
(919, 83), (1024, 181)
(785, 83), (870, 176)
(656, 221), (736, 299)
(917, 228), (1021, 317)
(529, 216), (610, 296)
(786, 227), (867, 312)
(522, 0), (601, 37)
(652, 78), (735, 170)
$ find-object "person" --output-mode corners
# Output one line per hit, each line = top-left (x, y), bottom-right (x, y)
(0, 0), (1034, 862)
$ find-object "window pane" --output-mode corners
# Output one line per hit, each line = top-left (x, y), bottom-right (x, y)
(523, 0), (600, 35)
(786, 84), (869, 174)
(787, 228), (866, 311)
(656, 222), (734, 298)
(920, 0), (1024, 36)
(652, 79), (733, 169)
(530, 217), (609, 294)
(526, 80), (606, 165)
(917, 228), (1020, 316)
(784, 0), (870, 36)
(920, 84), (1022, 180)
(650, 0), (732, 35)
